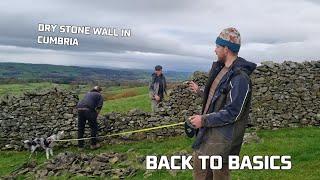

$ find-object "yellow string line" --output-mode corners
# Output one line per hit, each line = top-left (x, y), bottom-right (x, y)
(54, 122), (185, 142)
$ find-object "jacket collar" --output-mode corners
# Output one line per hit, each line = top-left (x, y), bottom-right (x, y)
(228, 57), (257, 76)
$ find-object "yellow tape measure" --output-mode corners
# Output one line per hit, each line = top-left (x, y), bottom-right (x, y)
(55, 122), (185, 142)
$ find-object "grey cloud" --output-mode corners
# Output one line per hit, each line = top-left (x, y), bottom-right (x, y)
(0, 0), (319, 71)
(0, 45), (211, 71)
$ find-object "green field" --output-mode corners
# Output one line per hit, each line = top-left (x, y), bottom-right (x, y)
(78, 85), (152, 113)
(0, 82), (73, 96)
(0, 62), (191, 84)
(0, 82), (152, 113)
(102, 94), (151, 113)
(1, 127), (319, 179)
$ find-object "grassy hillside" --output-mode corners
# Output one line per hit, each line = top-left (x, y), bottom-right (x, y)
(0, 82), (73, 96)
(0, 82), (151, 113)
(0, 62), (191, 84)
(102, 94), (151, 113)
(1, 127), (319, 179)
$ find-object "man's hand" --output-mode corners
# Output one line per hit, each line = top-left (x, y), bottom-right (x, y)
(189, 115), (203, 129)
(189, 81), (199, 93)
(154, 95), (160, 101)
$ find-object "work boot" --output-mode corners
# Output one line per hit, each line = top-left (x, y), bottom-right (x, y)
(78, 145), (85, 151)
(78, 147), (84, 152)
(90, 143), (101, 150)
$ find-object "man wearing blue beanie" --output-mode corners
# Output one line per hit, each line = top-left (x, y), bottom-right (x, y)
(188, 27), (257, 179)
(215, 27), (241, 53)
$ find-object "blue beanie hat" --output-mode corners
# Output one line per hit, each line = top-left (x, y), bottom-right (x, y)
(215, 27), (241, 53)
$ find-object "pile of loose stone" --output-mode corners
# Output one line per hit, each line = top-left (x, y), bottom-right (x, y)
(3, 132), (262, 179)
(6, 151), (136, 179)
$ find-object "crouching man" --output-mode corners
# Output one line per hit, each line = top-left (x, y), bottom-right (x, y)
(76, 86), (104, 149)
(188, 27), (256, 179)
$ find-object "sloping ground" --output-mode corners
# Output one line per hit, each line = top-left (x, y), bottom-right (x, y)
(0, 62), (191, 83)
(0, 83), (151, 113)
(1, 127), (319, 179)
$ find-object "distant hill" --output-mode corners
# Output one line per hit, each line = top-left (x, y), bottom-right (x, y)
(0, 62), (191, 84)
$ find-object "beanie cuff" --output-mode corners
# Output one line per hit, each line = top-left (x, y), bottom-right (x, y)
(216, 37), (240, 52)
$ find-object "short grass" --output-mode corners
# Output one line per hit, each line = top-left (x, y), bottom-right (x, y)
(1, 127), (319, 179)
(102, 94), (151, 113)
(102, 86), (149, 100)
(80, 86), (151, 113)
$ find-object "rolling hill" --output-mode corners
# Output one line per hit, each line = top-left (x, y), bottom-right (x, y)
(0, 62), (191, 84)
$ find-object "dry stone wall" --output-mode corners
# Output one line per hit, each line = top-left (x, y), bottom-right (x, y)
(0, 89), (78, 149)
(250, 61), (319, 129)
(159, 61), (320, 129)
(0, 61), (319, 150)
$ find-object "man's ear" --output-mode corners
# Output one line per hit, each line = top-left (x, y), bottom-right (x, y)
(223, 46), (229, 54)
(225, 46), (234, 55)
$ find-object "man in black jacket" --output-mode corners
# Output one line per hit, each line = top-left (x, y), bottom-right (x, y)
(149, 65), (167, 112)
(76, 86), (104, 149)
(189, 27), (257, 180)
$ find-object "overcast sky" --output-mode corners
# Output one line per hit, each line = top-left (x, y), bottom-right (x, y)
(0, 0), (319, 72)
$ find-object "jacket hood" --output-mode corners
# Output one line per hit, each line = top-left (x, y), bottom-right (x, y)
(232, 57), (257, 75)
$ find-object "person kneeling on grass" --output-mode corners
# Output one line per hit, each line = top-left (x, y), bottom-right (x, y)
(76, 86), (104, 150)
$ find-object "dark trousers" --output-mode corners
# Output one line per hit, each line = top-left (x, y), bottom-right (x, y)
(77, 110), (98, 147)
(193, 152), (230, 180)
